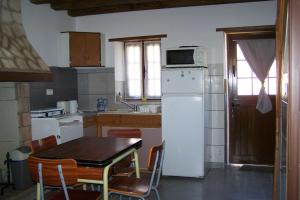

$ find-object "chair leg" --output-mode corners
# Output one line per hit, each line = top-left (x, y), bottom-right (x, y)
(153, 188), (160, 200)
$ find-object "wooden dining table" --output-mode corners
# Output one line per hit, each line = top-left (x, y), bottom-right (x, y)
(31, 137), (142, 200)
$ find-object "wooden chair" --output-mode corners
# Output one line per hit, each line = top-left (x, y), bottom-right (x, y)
(109, 141), (165, 200)
(30, 135), (57, 153)
(107, 129), (142, 177)
(28, 156), (101, 200)
(30, 135), (105, 185)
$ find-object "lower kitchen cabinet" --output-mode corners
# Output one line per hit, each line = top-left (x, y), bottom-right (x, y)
(83, 115), (97, 137)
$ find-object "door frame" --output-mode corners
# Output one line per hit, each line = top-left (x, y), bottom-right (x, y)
(217, 25), (276, 164)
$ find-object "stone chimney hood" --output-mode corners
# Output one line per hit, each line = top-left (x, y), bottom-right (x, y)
(0, 0), (52, 81)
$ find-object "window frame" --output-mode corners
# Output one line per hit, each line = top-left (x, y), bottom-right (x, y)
(124, 39), (162, 101)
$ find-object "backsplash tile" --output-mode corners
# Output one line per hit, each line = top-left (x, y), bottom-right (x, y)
(77, 67), (115, 111)
(30, 67), (78, 110)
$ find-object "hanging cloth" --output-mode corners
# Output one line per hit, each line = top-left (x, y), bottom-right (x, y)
(237, 39), (275, 114)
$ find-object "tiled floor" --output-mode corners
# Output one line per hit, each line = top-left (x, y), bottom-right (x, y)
(1, 166), (273, 200)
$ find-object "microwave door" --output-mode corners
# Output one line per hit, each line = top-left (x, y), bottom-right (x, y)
(167, 50), (194, 65)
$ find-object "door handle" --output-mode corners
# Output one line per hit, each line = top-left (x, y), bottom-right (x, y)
(232, 102), (240, 107)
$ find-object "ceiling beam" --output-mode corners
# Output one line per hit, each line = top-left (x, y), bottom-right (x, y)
(30, 0), (50, 4)
(67, 0), (272, 17)
(50, 0), (161, 10)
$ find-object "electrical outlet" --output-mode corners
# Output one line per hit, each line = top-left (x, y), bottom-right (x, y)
(46, 89), (53, 95)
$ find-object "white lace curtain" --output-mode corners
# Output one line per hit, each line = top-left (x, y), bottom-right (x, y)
(237, 39), (276, 114)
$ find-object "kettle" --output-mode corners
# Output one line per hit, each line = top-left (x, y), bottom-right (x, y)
(69, 100), (78, 114)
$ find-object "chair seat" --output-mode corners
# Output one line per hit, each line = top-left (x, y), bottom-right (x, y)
(109, 176), (150, 196)
(77, 166), (104, 180)
(46, 189), (101, 200)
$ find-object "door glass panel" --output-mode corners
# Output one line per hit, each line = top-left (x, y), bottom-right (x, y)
(269, 61), (277, 77)
(237, 61), (252, 78)
(268, 78), (277, 95)
(237, 45), (245, 60)
(236, 44), (276, 95)
(253, 78), (261, 95)
(238, 79), (252, 95)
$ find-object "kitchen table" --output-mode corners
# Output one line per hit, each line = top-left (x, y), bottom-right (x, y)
(31, 137), (142, 200)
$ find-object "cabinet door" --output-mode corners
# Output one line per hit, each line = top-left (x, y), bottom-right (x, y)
(69, 32), (101, 67)
(69, 32), (86, 67)
(85, 33), (101, 66)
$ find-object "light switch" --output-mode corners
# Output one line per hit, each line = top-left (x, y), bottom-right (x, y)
(46, 89), (53, 95)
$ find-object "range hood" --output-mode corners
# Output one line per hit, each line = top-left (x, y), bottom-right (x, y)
(0, 0), (52, 81)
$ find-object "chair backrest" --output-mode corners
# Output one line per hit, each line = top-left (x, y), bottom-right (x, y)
(107, 129), (141, 138)
(30, 135), (57, 153)
(28, 156), (78, 187)
(146, 141), (165, 190)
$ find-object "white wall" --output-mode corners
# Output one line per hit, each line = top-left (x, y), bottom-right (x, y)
(21, 0), (75, 66)
(75, 1), (277, 67)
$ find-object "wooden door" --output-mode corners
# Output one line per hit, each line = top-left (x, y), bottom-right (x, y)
(228, 34), (276, 165)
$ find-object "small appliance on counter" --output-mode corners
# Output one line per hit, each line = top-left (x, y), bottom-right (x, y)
(69, 100), (78, 114)
(57, 100), (78, 114)
(57, 101), (69, 114)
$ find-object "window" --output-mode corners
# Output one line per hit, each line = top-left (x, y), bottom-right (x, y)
(236, 44), (276, 96)
(125, 40), (161, 99)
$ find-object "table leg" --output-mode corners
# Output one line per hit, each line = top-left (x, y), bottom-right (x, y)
(36, 183), (40, 200)
(103, 165), (110, 200)
(133, 150), (140, 178)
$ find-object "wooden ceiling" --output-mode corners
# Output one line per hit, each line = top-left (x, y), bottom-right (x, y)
(31, 0), (273, 17)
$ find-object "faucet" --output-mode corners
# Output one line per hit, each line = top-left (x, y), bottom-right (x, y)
(117, 93), (138, 112)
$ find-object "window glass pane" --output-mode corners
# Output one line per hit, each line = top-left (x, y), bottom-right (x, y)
(237, 61), (252, 78)
(268, 78), (277, 95)
(268, 60), (276, 77)
(237, 44), (245, 60)
(125, 43), (142, 98)
(238, 78), (252, 95)
(148, 80), (161, 97)
(145, 42), (161, 98)
(253, 78), (261, 95)
(128, 80), (142, 97)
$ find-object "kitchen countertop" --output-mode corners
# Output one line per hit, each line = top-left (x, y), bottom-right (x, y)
(81, 110), (161, 117)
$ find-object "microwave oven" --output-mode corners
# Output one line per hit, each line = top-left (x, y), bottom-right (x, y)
(166, 46), (207, 68)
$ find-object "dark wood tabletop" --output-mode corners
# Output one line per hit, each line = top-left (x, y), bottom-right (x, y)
(31, 137), (142, 167)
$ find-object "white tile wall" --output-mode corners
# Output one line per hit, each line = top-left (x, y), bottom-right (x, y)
(209, 64), (224, 76)
(211, 129), (225, 145)
(210, 76), (224, 94)
(209, 94), (224, 110)
(207, 63), (225, 167)
(208, 145), (225, 163)
(211, 111), (225, 129)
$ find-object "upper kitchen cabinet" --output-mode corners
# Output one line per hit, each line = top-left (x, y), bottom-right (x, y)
(58, 32), (102, 67)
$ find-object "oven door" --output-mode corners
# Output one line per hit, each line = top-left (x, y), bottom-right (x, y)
(58, 120), (83, 144)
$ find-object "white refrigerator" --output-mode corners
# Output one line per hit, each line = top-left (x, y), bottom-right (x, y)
(161, 67), (209, 178)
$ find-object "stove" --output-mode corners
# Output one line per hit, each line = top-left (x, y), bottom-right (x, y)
(31, 107), (64, 118)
